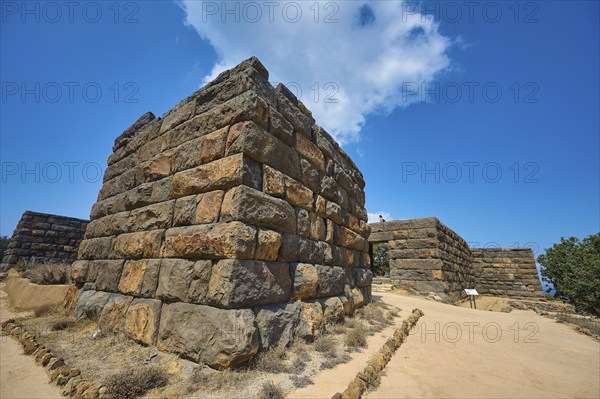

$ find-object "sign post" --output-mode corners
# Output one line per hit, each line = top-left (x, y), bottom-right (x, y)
(464, 288), (479, 309)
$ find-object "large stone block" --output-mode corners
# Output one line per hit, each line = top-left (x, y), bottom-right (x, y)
(171, 153), (259, 197)
(220, 185), (296, 234)
(195, 190), (225, 224)
(158, 302), (258, 368)
(127, 201), (175, 232)
(187, 260), (212, 304)
(112, 230), (163, 259)
(254, 302), (301, 349)
(291, 263), (318, 300)
(123, 298), (162, 346)
(226, 121), (300, 180)
(77, 236), (113, 260)
(315, 265), (346, 298)
(208, 260), (292, 308)
(161, 222), (256, 259)
(94, 260), (125, 292)
(118, 259), (161, 298)
(156, 259), (194, 302)
(98, 294), (133, 333)
(255, 229), (282, 261)
(75, 290), (112, 320)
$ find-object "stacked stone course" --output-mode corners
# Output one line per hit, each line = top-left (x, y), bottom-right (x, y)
(369, 218), (473, 302)
(471, 248), (542, 298)
(369, 218), (542, 301)
(1, 211), (88, 267)
(73, 57), (372, 368)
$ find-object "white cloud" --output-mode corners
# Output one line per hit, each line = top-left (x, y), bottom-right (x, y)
(179, 1), (452, 144)
(368, 211), (392, 224)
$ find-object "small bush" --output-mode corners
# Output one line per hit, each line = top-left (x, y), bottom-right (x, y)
(331, 323), (348, 334)
(22, 262), (71, 285)
(190, 368), (255, 393)
(289, 340), (311, 366)
(358, 304), (387, 325)
(252, 345), (288, 373)
(386, 309), (400, 320)
(320, 358), (338, 370)
(256, 381), (285, 399)
(290, 375), (313, 388)
(344, 318), (360, 329)
(345, 326), (368, 349)
(104, 366), (168, 399)
(556, 314), (600, 336)
(34, 304), (60, 317)
(313, 335), (338, 356)
(51, 319), (75, 331)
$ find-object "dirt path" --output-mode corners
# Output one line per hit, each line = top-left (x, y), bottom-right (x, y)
(365, 292), (600, 399)
(288, 307), (414, 398)
(0, 284), (62, 399)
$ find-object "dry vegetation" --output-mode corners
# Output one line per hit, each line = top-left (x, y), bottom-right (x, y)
(16, 260), (72, 285)
(555, 314), (600, 337)
(17, 299), (402, 399)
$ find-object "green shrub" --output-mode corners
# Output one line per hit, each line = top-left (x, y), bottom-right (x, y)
(372, 243), (390, 276)
(538, 233), (600, 315)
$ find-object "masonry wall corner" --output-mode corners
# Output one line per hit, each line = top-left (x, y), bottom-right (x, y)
(73, 57), (372, 368)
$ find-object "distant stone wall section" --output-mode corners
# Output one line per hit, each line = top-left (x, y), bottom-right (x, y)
(369, 218), (542, 301)
(73, 57), (371, 369)
(369, 218), (473, 302)
(471, 248), (542, 298)
(1, 211), (88, 267)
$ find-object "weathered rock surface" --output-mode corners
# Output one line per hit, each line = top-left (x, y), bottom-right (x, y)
(158, 302), (258, 368)
(123, 298), (162, 345)
(254, 302), (301, 348)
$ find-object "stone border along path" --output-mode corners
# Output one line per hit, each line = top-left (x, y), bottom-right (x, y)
(333, 308), (424, 399)
(1, 319), (108, 398)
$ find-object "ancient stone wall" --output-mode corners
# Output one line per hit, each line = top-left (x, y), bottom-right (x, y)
(369, 218), (473, 302)
(73, 57), (371, 368)
(1, 211), (88, 267)
(369, 218), (542, 301)
(471, 248), (542, 298)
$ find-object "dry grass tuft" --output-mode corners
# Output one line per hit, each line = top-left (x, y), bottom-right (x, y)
(51, 319), (75, 331)
(556, 314), (600, 336)
(104, 365), (168, 399)
(345, 325), (368, 349)
(357, 303), (388, 325)
(255, 381), (285, 399)
(290, 375), (314, 388)
(33, 304), (65, 317)
(252, 345), (289, 373)
(188, 368), (257, 395)
(313, 335), (339, 358)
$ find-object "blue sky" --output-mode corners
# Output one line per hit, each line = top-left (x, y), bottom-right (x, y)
(1, 1), (598, 275)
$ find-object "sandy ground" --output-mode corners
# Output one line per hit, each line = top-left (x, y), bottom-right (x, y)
(365, 292), (600, 399)
(0, 284), (62, 399)
(289, 313), (412, 399)
(289, 292), (599, 399)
